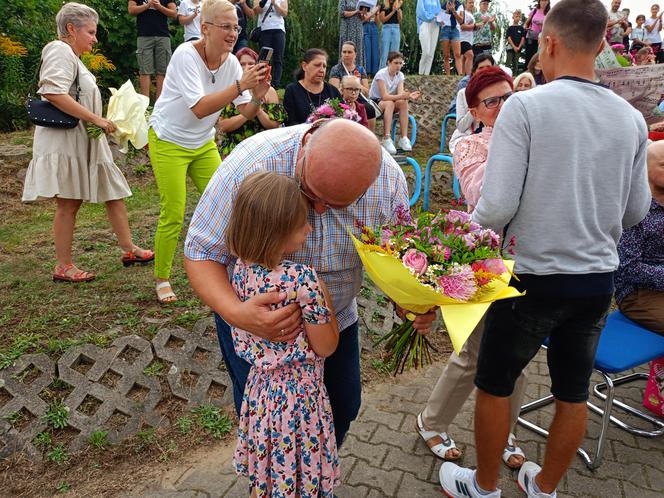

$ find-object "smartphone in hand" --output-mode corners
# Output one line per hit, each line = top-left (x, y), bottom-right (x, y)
(258, 46), (274, 65)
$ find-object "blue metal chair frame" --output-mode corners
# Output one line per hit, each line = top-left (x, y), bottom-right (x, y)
(423, 113), (458, 211)
(517, 311), (664, 470)
(394, 155), (422, 207)
(390, 114), (417, 147)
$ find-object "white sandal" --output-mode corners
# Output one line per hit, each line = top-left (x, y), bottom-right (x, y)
(415, 413), (461, 461)
(156, 281), (177, 304)
(502, 432), (526, 469)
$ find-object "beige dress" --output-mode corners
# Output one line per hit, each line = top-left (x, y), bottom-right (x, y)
(22, 40), (132, 203)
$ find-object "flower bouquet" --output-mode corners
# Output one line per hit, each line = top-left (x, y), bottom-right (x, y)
(86, 80), (150, 152)
(306, 98), (361, 123)
(352, 207), (522, 375)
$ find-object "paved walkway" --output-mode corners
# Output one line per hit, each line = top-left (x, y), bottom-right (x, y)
(129, 349), (663, 497)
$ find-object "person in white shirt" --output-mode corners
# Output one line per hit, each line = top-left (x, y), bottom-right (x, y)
(148, 0), (269, 303)
(254, 0), (288, 87)
(459, 0), (476, 75)
(178, 0), (202, 41)
(645, 3), (664, 62)
(369, 51), (421, 154)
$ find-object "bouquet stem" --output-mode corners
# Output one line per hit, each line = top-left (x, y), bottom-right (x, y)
(374, 319), (437, 376)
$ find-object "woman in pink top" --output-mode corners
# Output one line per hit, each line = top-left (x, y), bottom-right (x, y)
(453, 66), (513, 211)
(524, 0), (550, 67)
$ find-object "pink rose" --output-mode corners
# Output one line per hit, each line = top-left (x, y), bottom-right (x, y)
(402, 249), (428, 275)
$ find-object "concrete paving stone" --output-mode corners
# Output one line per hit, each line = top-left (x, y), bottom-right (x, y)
(371, 424), (418, 453)
(576, 460), (645, 486)
(176, 469), (235, 496)
(221, 477), (249, 498)
(340, 434), (389, 467)
(345, 463), (403, 496)
(387, 384), (430, 403)
(635, 434), (664, 451)
(382, 445), (436, 481)
(623, 480), (664, 498)
(137, 490), (208, 498)
(348, 420), (378, 442)
(395, 471), (439, 497)
(644, 464), (664, 491)
(339, 455), (357, 481)
(561, 468), (622, 498)
(610, 439), (664, 468)
(361, 404), (406, 428)
(337, 484), (374, 497)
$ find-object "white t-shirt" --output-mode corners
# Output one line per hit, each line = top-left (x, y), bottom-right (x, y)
(258, 0), (286, 32)
(150, 43), (250, 149)
(369, 67), (405, 100)
(458, 8), (474, 44)
(178, 0), (201, 41)
(645, 17), (663, 44)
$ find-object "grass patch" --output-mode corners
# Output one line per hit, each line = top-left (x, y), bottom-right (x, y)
(89, 430), (110, 450)
(43, 400), (69, 429)
(192, 404), (232, 439)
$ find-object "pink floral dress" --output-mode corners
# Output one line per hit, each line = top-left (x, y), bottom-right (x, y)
(231, 259), (340, 498)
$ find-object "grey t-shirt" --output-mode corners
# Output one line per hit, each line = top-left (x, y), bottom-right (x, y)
(472, 77), (650, 276)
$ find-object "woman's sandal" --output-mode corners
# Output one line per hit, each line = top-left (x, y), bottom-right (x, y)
(52, 264), (96, 283)
(156, 281), (177, 304)
(502, 432), (526, 469)
(415, 413), (462, 461)
(121, 248), (155, 267)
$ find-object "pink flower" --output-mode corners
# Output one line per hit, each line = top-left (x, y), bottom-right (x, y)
(438, 264), (478, 301)
(445, 210), (471, 225)
(380, 228), (395, 247)
(461, 233), (476, 250)
(482, 258), (507, 275)
(472, 258), (507, 285)
(402, 249), (428, 275)
(443, 246), (451, 261)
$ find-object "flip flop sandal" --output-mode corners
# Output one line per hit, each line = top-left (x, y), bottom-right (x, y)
(502, 432), (526, 469)
(122, 249), (155, 267)
(156, 281), (177, 304)
(52, 264), (96, 283)
(415, 412), (462, 461)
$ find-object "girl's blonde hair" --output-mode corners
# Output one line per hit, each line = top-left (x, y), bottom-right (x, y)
(226, 171), (309, 269)
(201, 0), (235, 24)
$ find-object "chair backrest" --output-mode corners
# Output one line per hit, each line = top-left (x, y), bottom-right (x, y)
(441, 113), (456, 154)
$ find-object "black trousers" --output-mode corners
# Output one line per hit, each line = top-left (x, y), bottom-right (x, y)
(259, 28), (286, 88)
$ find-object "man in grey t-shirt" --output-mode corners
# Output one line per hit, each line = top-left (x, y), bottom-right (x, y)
(439, 1), (651, 497)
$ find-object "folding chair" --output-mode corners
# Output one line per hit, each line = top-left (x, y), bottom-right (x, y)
(517, 311), (664, 470)
(390, 114), (417, 148)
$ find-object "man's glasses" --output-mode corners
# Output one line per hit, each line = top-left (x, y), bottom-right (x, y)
(204, 22), (242, 34)
(479, 91), (513, 109)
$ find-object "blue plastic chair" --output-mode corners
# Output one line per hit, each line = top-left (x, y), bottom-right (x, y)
(518, 311), (664, 470)
(423, 113), (459, 211)
(390, 114), (417, 148)
(441, 113), (456, 153)
(394, 155), (422, 207)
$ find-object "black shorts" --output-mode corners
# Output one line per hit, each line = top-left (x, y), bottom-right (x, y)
(474, 287), (611, 403)
(460, 41), (473, 54)
(472, 44), (492, 57)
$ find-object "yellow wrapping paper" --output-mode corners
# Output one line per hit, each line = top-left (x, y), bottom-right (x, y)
(106, 80), (150, 153)
(351, 234), (524, 354)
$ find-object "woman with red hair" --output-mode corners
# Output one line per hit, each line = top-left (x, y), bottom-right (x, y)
(218, 46), (285, 158)
(416, 65), (529, 471)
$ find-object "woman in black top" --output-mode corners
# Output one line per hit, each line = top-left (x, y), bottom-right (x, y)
(283, 48), (341, 126)
(379, 0), (403, 69)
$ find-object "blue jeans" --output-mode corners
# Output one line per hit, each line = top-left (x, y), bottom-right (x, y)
(215, 314), (362, 448)
(379, 24), (401, 69)
(363, 21), (380, 75)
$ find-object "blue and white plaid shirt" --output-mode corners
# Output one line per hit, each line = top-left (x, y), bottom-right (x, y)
(184, 124), (410, 331)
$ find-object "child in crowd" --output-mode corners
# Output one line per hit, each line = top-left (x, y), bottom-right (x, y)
(505, 10), (525, 76)
(227, 171), (340, 498)
(636, 46), (657, 64)
(630, 14), (650, 52)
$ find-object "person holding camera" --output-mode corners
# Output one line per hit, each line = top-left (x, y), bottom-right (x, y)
(254, 0), (288, 88)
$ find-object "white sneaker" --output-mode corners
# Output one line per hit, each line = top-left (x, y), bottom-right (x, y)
(439, 462), (501, 498)
(381, 137), (397, 154)
(398, 136), (413, 151)
(517, 461), (557, 498)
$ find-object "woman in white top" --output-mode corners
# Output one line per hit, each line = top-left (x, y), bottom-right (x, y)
(368, 51), (421, 154)
(254, 0), (288, 87)
(148, 0), (269, 303)
(459, 0), (475, 75)
(178, 0), (202, 41)
(23, 2), (153, 283)
(645, 3), (664, 62)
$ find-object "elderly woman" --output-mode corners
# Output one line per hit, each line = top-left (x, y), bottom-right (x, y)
(513, 71), (536, 92)
(329, 41), (376, 130)
(368, 51), (421, 154)
(218, 47), (286, 157)
(148, 0), (269, 303)
(283, 48), (341, 126)
(340, 75), (368, 127)
(22, 2), (153, 283)
(416, 67), (528, 469)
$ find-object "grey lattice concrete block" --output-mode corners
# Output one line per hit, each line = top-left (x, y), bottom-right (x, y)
(153, 321), (232, 408)
(0, 354), (54, 458)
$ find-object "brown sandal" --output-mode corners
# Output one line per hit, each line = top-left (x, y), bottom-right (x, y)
(53, 264), (96, 283)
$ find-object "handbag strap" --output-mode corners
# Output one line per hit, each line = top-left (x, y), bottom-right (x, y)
(28, 45), (80, 102)
(259, 1), (275, 25)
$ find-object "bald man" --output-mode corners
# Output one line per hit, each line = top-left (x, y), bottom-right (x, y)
(184, 119), (435, 447)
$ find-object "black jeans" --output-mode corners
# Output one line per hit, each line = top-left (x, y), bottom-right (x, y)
(524, 38), (538, 68)
(259, 28), (286, 88)
(475, 292), (611, 403)
(215, 314), (362, 448)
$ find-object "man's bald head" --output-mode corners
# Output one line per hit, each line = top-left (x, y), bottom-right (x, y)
(305, 119), (382, 206)
(648, 140), (664, 200)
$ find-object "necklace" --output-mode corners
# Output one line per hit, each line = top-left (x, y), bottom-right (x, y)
(202, 44), (222, 84)
(301, 81), (324, 110)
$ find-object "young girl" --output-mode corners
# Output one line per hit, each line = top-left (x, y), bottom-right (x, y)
(226, 171), (341, 498)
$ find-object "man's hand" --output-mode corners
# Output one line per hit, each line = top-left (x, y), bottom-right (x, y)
(234, 291), (302, 342)
(396, 305), (437, 336)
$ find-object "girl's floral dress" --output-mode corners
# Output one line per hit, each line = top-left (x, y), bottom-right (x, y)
(219, 102), (287, 158)
(231, 259), (340, 498)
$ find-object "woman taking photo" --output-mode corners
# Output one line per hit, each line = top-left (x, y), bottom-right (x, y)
(148, 0), (269, 303)
(23, 2), (153, 283)
(368, 51), (421, 154)
(329, 41), (376, 131)
(283, 48), (341, 126)
(218, 47), (285, 157)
